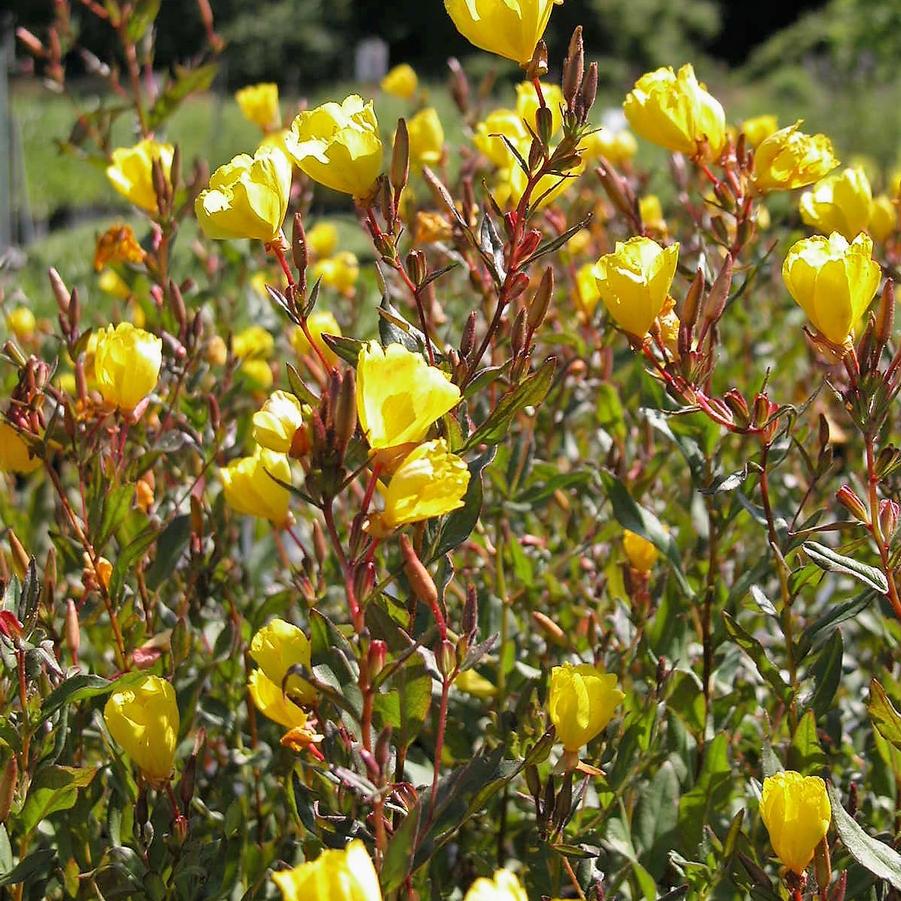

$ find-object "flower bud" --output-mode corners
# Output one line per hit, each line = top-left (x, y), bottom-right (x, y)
(562, 27), (584, 110)
(547, 663), (624, 753)
(8, 530), (29, 582)
(836, 485), (869, 523)
(760, 771), (831, 875)
(368, 639), (387, 681)
(0, 756), (17, 822)
(531, 610), (565, 645)
(437, 639), (456, 678)
(391, 118), (410, 197)
(65, 598), (80, 664)
(527, 266), (554, 332)
(399, 534), (439, 612)
(879, 500), (900, 542)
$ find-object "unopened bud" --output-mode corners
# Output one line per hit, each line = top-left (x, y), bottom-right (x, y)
(562, 26), (584, 109)
(168, 279), (187, 333)
(333, 369), (357, 454)
(405, 250), (427, 288)
(528, 267), (554, 332)
(879, 500), (900, 542)
(391, 119), (410, 197)
(836, 485), (869, 524)
(437, 639), (456, 678)
(510, 309), (527, 358)
(375, 726), (392, 772)
(368, 639), (388, 681)
(7, 531), (29, 582)
(536, 105), (554, 146)
(65, 599), (80, 664)
(681, 268), (705, 329)
(48, 268), (71, 314)
(525, 763), (541, 802)
(578, 62), (599, 123)
(875, 279), (895, 351)
(460, 312), (477, 359)
(507, 271), (530, 301)
(531, 610), (565, 645)
(722, 389), (750, 427)
(312, 520), (328, 568)
(519, 228), (542, 259)
(698, 254), (734, 342)
(0, 756), (17, 822)
(814, 837), (832, 895)
(292, 212), (308, 279)
(876, 445), (901, 479)
(399, 534), (438, 611)
(462, 583), (478, 638)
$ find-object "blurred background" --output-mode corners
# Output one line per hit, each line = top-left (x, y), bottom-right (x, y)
(1, 0), (900, 290)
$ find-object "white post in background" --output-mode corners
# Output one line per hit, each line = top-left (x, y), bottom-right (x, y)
(0, 14), (12, 251)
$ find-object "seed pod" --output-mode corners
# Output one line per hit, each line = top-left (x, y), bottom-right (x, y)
(578, 62), (599, 123)
(405, 250), (427, 288)
(460, 312), (477, 359)
(562, 27), (584, 110)
(333, 369), (357, 456)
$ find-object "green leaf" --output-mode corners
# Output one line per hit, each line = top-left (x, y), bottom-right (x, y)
(601, 470), (693, 597)
(677, 733), (731, 853)
(429, 446), (495, 561)
(374, 656), (431, 749)
(462, 357), (556, 450)
(321, 333), (366, 366)
(798, 590), (875, 660)
(19, 765), (97, 834)
(827, 782), (901, 889)
(146, 515), (191, 591)
(723, 613), (793, 705)
(869, 680), (901, 751)
(40, 672), (142, 724)
(125, 0), (161, 41)
(0, 848), (56, 887)
(90, 485), (134, 549)
(807, 629), (843, 719)
(802, 542), (888, 593)
(789, 710), (826, 773)
(110, 523), (158, 601)
(147, 64), (218, 130)
(378, 296), (431, 356)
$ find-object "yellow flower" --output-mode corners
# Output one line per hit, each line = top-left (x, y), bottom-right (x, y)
(455, 669), (496, 699)
(407, 107), (445, 170)
(233, 325), (275, 359)
(253, 391), (307, 454)
(93, 322), (162, 412)
(752, 122), (839, 193)
(248, 669), (309, 730)
(196, 148), (292, 243)
(272, 840), (381, 901)
(575, 263), (602, 318)
(473, 109), (531, 168)
(381, 63), (418, 100)
(0, 422), (40, 474)
(206, 334), (228, 367)
(495, 159), (583, 211)
(623, 65), (726, 160)
(800, 166), (873, 240)
(93, 223), (146, 271)
(291, 310), (342, 366)
(580, 128), (638, 167)
(235, 83), (281, 131)
(221, 446), (292, 525)
(250, 618), (315, 706)
(103, 674), (179, 783)
(97, 270), (132, 300)
(593, 237), (680, 339)
(311, 251), (360, 294)
(414, 211), (453, 245)
(356, 342), (461, 450)
(623, 530), (659, 572)
(106, 139), (174, 214)
(870, 195), (898, 242)
(463, 869), (528, 901)
(287, 95), (383, 199)
(760, 771), (831, 875)
(741, 114), (778, 148)
(444, 0), (562, 65)
(306, 221), (339, 258)
(548, 662), (624, 752)
(6, 307), (36, 340)
(241, 358), (274, 389)
(375, 439), (469, 531)
(515, 81), (565, 136)
(782, 232), (881, 346)
(639, 194), (666, 233)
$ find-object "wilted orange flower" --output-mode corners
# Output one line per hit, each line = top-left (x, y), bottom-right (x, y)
(93, 224), (147, 272)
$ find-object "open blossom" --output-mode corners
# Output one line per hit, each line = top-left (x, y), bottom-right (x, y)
(760, 771), (831, 874)
(381, 63), (418, 99)
(92, 322), (163, 412)
(103, 675), (179, 783)
(623, 530), (659, 572)
(407, 107), (445, 170)
(252, 391), (307, 454)
(800, 166), (873, 240)
(195, 148), (292, 243)
(752, 122), (839, 192)
(0, 422), (40, 474)
(624, 64), (725, 160)
(463, 869), (528, 901)
(273, 840), (381, 901)
(782, 232), (881, 346)
(547, 662), (624, 753)
(356, 342), (461, 450)
(593, 237), (680, 339)
(250, 618), (316, 706)
(287, 95), (383, 198)
(741, 114), (779, 148)
(444, 0), (562, 65)
(291, 310), (342, 366)
(235, 83), (280, 131)
(373, 439), (470, 531)
(221, 447), (292, 525)
(106, 139), (174, 213)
